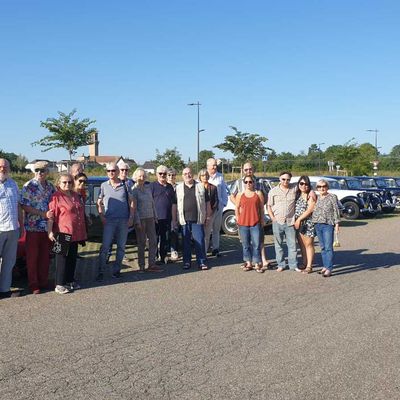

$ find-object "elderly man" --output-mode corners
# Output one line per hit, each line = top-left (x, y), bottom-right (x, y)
(0, 159), (24, 298)
(230, 161), (270, 268)
(70, 162), (84, 178)
(150, 165), (177, 264)
(267, 171), (298, 272)
(97, 162), (135, 280)
(206, 158), (228, 257)
(20, 161), (55, 294)
(174, 167), (211, 270)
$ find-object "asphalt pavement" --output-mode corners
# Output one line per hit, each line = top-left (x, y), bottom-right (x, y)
(1, 214), (399, 399)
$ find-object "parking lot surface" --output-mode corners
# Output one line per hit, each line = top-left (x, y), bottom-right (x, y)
(1, 214), (399, 399)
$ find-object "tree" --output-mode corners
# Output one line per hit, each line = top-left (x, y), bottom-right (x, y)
(155, 147), (185, 172)
(214, 126), (269, 168)
(198, 149), (215, 170)
(32, 109), (97, 160)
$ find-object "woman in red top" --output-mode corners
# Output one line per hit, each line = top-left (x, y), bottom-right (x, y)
(235, 177), (265, 272)
(47, 173), (87, 294)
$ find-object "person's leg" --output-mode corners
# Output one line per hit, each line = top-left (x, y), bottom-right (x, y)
(182, 223), (192, 266)
(259, 224), (269, 266)
(272, 222), (285, 268)
(65, 242), (78, 284)
(144, 218), (158, 267)
(204, 212), (215, 253)
(320, 224), (334, 270)
(191, 223), (206, 267)
(238, 226), (251, 265)
(302, 234), (315, 272)
(250, 225), (261, 264)
(211, 207), (223, 252)
(55, 253), (67, 286)
(25, 231), (40, 291)
(286, 225), (297, 270)
(37, 232), (51, 289)
(315, 223), (327, 270)
(98, 220), (117, 275)
(0, 230), (18, 293)
(114, 219), (128, 274)
(136, 220), (146, 270)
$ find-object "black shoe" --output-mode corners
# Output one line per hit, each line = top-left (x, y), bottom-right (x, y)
(212, 249), (221, 257)
(112, 271), (122, 279)
(96, 273), (104, 282)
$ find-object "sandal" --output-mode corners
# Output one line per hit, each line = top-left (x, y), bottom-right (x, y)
(302, 266), (313, 274)
(254, 265), (265, 273)
(243, 264), (253, 271)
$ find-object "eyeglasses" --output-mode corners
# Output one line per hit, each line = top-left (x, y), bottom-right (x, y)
(167, 174), (176, 177)
(60, 181), (72, 184)
(183, 172), (192, 176)
(35, 169), (46, 173)
(78, 179), (87, 183)
(317, 185), (328, 189)
(158, 172), (167, 176)
(299, 182), (308, 186)
(107, 169), (116, 173)
(244, 180), (254, 184)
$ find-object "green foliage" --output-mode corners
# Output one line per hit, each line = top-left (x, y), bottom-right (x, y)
(198, 149), (215, 170)
(32, 109), (97, 160)
(214, 126), (269, 168)
(155, 147), (185, 172)
(0, 150), (28, 172)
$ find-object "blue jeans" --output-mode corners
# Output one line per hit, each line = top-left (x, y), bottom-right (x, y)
(315, 223), (334, 271)
(272, 222), (297, 269)
(99, 218), (129, 274)
(182, 222), (206, 267)
(238, 225), (261, 264)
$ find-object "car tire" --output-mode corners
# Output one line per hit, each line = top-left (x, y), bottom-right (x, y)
(342, 201), (360, 220)
(221, 210), (238, 236)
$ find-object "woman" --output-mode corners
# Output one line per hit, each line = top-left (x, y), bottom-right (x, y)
(312, 179), (341, 277)
(131, 168), (160, 272)
(198, 169), (219, 253)
(294, 176), (316, 274)
(74, 172), (88, 203)
(47, 173), (87, 294)
(235, 177), (265, 273)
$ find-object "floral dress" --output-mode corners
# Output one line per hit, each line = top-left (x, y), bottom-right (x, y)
(295, 195), (316, 237)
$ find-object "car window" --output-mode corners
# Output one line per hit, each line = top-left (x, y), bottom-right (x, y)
(360, 179), (375, 188)
(93, 186), (101, 202)
(375, 179), (386, 188)
(347, 180), (362, 190)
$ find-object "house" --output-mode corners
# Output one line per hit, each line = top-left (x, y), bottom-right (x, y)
(25, 159), (58, 173)
(141, 161), (156, 175)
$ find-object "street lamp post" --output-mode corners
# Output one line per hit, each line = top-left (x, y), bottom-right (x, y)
(366, 129), (379, 156)
(317, 143), (325, 174)
(188, 102), (203, 173)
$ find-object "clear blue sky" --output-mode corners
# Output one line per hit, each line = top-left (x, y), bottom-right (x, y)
(1, 0), (399, 164)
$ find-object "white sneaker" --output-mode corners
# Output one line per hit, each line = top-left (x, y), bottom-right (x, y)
(55, 285), (71, 294)
(170, 251), (179, 261)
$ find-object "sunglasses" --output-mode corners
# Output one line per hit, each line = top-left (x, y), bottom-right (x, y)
(158, 172), (167, 176)
(244, 180), (254, 184)
(78, 179), (87, 183)
(60, 181), (72, 184)
(120, 169), (128, 172)
(35, 169), (46, 173)
(107, 169), (116, 173)
(317, 185), (328, 189)
(299, 182), (309, 186)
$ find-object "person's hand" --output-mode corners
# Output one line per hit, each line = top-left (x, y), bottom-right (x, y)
(46, 210), (54, 219)
(100, 214), (106, 225)
(294, 220), (301, 230)
(48, 231), (56, 242)
(171, 221), (178, 231)
(128, 216), (134, 227)
(19, 226), (25, 239)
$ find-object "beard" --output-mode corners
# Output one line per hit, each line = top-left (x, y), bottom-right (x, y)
(0, 172), (8, 182)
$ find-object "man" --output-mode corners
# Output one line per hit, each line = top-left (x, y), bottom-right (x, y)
(0, 159), (24, 298)
(20, 161), (55, 294)
(267, 171), (298, 272)
(230, 161), (269, 267)
(206, 158), (228, 256)
(97, 162), (135, 280)
(174, 167), (211, 270)
(70, 162), (84, 177)
(150, 165), (177, 264)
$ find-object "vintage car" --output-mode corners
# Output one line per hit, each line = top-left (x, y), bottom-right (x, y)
(291, 176), (380, 220)
(353, 176), (399, 211)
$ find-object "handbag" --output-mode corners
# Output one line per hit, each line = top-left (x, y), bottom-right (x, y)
(333, 231), (340, 247)
(51, 232), (72, 256)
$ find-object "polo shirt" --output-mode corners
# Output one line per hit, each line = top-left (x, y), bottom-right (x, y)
(98, 180), (129, 219)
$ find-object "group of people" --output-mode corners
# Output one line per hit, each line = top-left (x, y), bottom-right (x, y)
(0, 156), (342, 299)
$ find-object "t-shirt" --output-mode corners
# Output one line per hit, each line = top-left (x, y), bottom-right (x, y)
(98, 180), (129, 219)
(150, 181), (176, 220)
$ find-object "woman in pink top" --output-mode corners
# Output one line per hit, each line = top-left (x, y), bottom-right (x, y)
(47, 173), (87, 294)
(235, 177), (265, 273)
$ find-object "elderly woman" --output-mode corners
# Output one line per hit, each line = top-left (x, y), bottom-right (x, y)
(198, 169), (219, 253)
(235, 176), (265, 273)
(132, 168), (161, 272)
(294, 176), (316, 274)
(74, 172), (88, 202)
(48, 173), (87, 294)
(312, 179), (341, 277)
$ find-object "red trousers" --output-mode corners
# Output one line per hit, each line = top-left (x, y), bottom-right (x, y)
(25, 231), (51, 291)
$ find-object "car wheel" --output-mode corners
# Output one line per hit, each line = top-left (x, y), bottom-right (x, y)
(221, 210), (238, 236)
(342, 201), (360, 220)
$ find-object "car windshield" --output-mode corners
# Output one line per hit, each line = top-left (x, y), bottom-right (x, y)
(346, 179), (363, 190)
(395, 178), (400, 187)
(375, 179), (386, 188)
(384, 178), (396, 188)
(326, 180), (340, 190)
(360, 179), (376, 189)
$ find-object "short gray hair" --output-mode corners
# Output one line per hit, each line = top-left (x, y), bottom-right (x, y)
(132, 167), (147, 181)
(156, 165), (168, 174)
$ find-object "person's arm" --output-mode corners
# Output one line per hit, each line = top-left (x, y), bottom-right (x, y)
(18, 204), (24, 237)
(128, 194), (135, 227)
(96, 197), (106, 225)
(21, 204), (49, 220)
(294, 197), (316, 229)
(257, 192), (265, 225)
(171, 203), (177, 229)
(220, 180), (228, 207)
(235, 193), (242, 222)
(47, 198), (56, 242)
